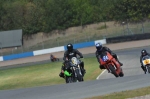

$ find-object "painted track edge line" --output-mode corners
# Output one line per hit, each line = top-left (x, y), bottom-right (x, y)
(96, 70), (106, 80)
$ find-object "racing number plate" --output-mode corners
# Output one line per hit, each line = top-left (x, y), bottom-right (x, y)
(102, 56), (109, 62)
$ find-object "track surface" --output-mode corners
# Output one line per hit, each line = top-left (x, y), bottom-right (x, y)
(1, 46), (150, 99)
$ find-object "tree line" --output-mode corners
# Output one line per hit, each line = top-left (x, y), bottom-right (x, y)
(0, 0), (150, 35)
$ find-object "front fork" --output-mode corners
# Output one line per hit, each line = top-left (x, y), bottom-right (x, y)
(73, 65), (82, 77)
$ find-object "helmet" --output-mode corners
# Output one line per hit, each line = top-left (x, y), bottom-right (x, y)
(141, 49), (147, 56)
(67, 43), (73, 52)
(95, 42), (102, 51)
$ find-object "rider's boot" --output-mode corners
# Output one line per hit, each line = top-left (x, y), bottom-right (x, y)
(117, 60), (123, 66)
(99, 65), (105, 69)
(114, 56), (123, 66)
(119, 61), (123, 66)
(81, 68), (86, 76)
(59, 72), (65, 79)
(99, 65), (110, 73)
(80, 62), (86, 76)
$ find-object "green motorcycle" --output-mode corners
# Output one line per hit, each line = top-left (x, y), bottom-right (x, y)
(64, 57), (84, 83)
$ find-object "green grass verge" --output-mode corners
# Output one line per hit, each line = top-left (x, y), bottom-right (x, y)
(85, 86), (150, 99)
(0, 57), (101, 90)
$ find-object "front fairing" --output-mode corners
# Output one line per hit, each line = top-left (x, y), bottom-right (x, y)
(100, 53), (110, 65)
(68, 57), (82, 77)
(142, 55), (150, 66)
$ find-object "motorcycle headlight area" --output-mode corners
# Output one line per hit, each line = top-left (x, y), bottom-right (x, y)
(71, 57), (78, 65)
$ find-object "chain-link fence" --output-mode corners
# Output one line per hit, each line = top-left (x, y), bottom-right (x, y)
(0, 21), (150, 56)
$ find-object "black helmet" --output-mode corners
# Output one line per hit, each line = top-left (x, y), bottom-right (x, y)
(141, 49), (147, 56)
(67, 43), (73, 52)
(95, 42), (102, 51)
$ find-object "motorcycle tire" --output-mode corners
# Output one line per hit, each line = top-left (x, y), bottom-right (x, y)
(147, 66), (150, 73)
(75, 69), (83, 82)
(119, 72), (124, 77)
(119, 68), (124, 77)
(66, 77), (73, 83)
(109, 65), (119, 77)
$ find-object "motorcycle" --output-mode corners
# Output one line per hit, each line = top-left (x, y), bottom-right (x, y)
(64, 57), (84, 83)
(99, 52), (124, 77)
(142, 55), (150, 74)
(50, 57), (59, 62)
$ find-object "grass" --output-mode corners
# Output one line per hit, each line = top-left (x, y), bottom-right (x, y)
(85, 86), (150, 99)
(1, 56), (150, 99)
(97, 24), (108, 30)
(0, 57), (101, 90)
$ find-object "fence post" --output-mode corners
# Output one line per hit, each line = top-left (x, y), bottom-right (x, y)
(41, 34), (44, 49)
(0, 42), (3, 56)
(56, 38), (60, 47)
(12, 48), (14, 54)
(122, 22), (125, 35)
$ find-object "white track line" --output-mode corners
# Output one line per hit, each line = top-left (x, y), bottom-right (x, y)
(96, 70), (106, 80)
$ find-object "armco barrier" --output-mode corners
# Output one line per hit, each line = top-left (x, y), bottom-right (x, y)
(64, 41), (95, 51)
(0, 39), (106, 61)
(0, 56), (3, 61)
(33, 46), (64, 56)
(3, 52), (34, 61)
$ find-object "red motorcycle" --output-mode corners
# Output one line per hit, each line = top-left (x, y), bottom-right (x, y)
(99, 52), (124, 77)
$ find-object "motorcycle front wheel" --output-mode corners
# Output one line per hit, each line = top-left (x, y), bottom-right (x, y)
(66, 76), (73, 83)
(119, 68), (124, 77)
(75, 69), (83, 82)
(109, 65), (119, 77)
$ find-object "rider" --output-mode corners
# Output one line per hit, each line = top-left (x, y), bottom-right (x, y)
(50, 54), (55, 60)
(95, 42), (123, 70)
(140, 49), (150, 71)
(59, 43), (86, 78)
(50, 54), (59, 62)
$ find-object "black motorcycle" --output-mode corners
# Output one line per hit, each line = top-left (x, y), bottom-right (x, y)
(142, 55), (150, 74)
(64, 57), (84, 83)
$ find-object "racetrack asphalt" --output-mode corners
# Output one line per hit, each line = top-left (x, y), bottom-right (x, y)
(0, 39), (150, 99)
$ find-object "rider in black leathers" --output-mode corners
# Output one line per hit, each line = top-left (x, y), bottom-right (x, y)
(140, 49), (150, 71)
(59, 43), (86, 78)
(95, 42), (123, 70)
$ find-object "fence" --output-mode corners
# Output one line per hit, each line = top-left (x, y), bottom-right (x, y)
(0, 21), (150, 56)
